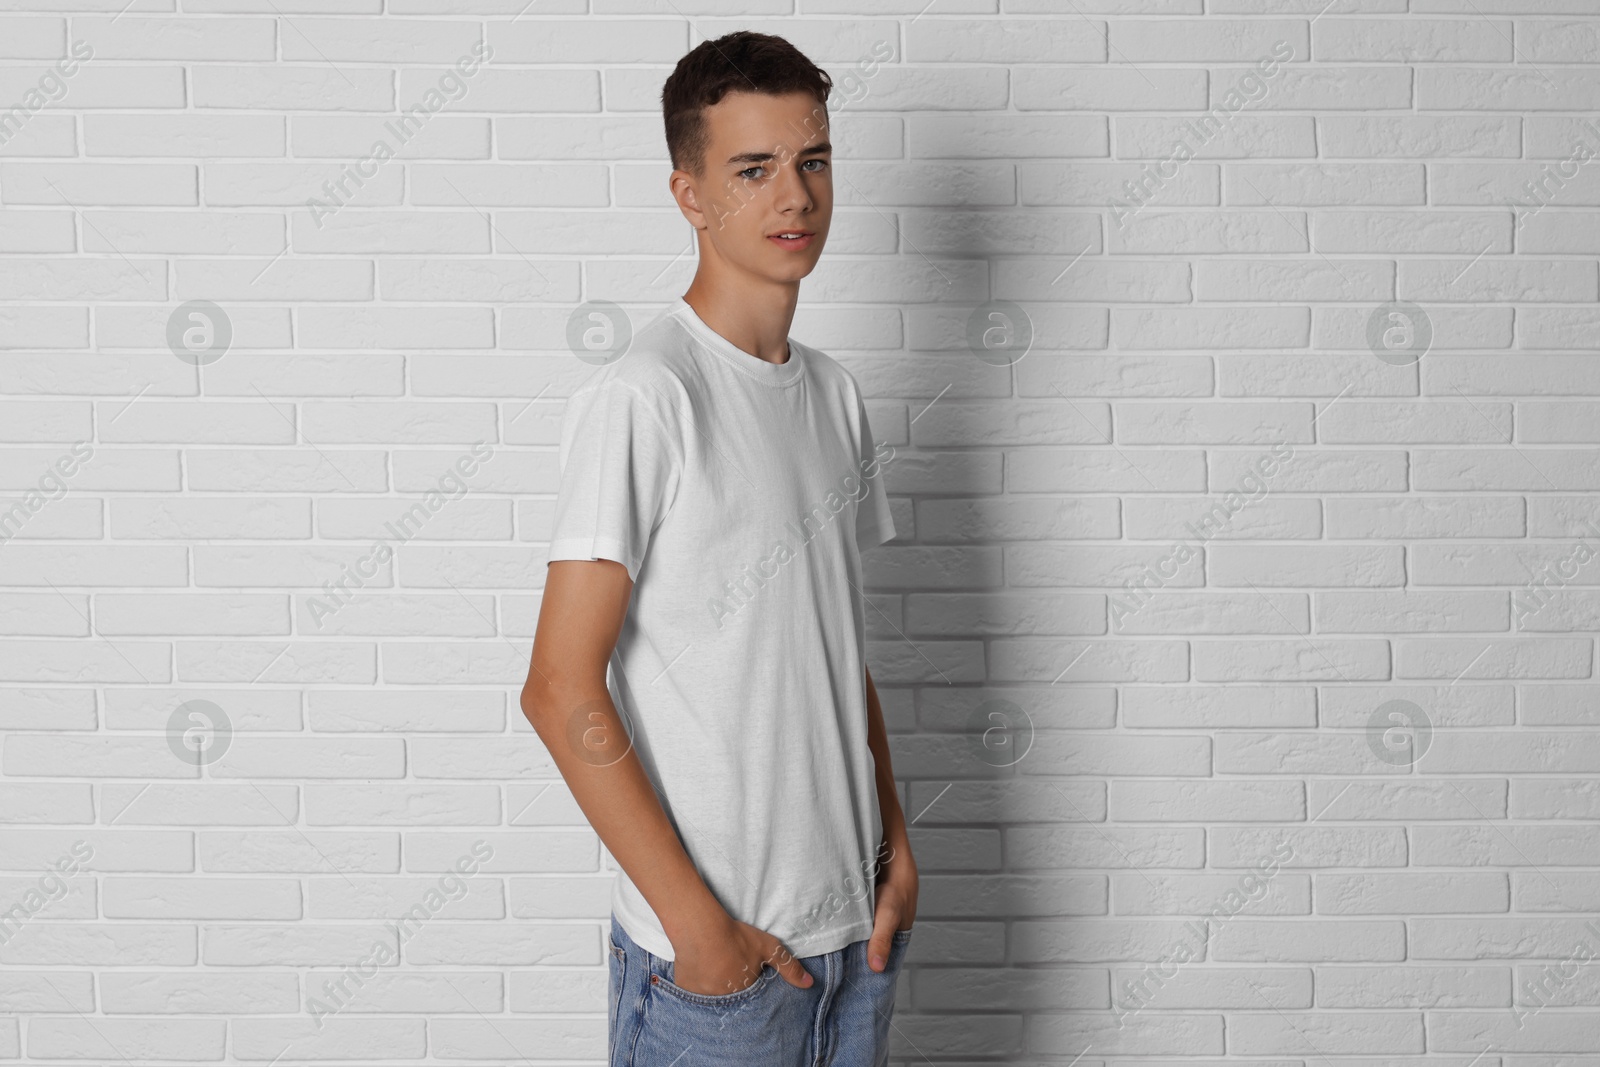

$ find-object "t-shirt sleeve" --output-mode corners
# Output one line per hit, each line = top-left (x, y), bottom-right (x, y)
(854, 391), (896, 555)
(547, 377), (681, 583)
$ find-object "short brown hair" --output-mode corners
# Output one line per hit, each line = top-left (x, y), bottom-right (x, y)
(661, 31), (832, 176)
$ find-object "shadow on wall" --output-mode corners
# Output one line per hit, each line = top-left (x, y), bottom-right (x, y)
(873, 111), (1055, 1058)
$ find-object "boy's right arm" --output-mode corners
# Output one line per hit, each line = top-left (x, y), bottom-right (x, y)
(520, 558), (815, 994)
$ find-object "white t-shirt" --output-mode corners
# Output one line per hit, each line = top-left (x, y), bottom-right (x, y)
(546, 297), (897, 961)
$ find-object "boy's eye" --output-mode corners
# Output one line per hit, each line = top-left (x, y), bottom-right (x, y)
(736, 159), (828, 181)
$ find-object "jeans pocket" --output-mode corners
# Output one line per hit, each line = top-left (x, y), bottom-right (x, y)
(654, 962), (780, 1007)
(634, 959), (798, 1066)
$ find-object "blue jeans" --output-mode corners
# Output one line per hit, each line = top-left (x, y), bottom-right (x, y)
(607, 913), (912, 1066)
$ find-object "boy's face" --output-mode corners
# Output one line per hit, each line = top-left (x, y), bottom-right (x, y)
(671, 89), (833, 285)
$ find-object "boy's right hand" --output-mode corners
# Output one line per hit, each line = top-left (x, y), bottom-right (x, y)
(669, 915), (815, 996)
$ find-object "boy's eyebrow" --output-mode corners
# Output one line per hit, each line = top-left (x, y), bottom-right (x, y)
(726, 141), (832, 165)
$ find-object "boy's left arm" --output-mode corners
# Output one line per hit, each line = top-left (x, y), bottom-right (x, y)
(863, 664), (919, 972)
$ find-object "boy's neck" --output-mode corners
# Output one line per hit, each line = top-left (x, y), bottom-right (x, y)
(681, 274), (800, 365)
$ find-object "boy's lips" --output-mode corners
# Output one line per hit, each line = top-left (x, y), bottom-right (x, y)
(767, 229), (815, 250)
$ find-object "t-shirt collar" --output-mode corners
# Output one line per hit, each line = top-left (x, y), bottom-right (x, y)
(672, 298), (806, 386)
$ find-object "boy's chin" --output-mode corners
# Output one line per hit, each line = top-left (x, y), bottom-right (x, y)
(757, 245), (826, 280)
(722, 256), (820, 286)
(769, 260), (821, 282)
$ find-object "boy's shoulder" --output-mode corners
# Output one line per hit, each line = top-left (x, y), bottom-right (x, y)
(571, 304), (697, 399)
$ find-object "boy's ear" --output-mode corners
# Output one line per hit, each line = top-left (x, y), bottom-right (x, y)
(670, 169), (710, 231)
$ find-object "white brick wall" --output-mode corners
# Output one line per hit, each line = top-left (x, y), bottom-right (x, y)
(2, 3), (1599, 1064)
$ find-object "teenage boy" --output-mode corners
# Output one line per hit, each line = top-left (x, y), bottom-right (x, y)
(520, 30), (917, 1067)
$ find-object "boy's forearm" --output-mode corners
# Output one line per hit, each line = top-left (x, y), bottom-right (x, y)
(864, 666), (913, 865)
(522, 678), (728, 948)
